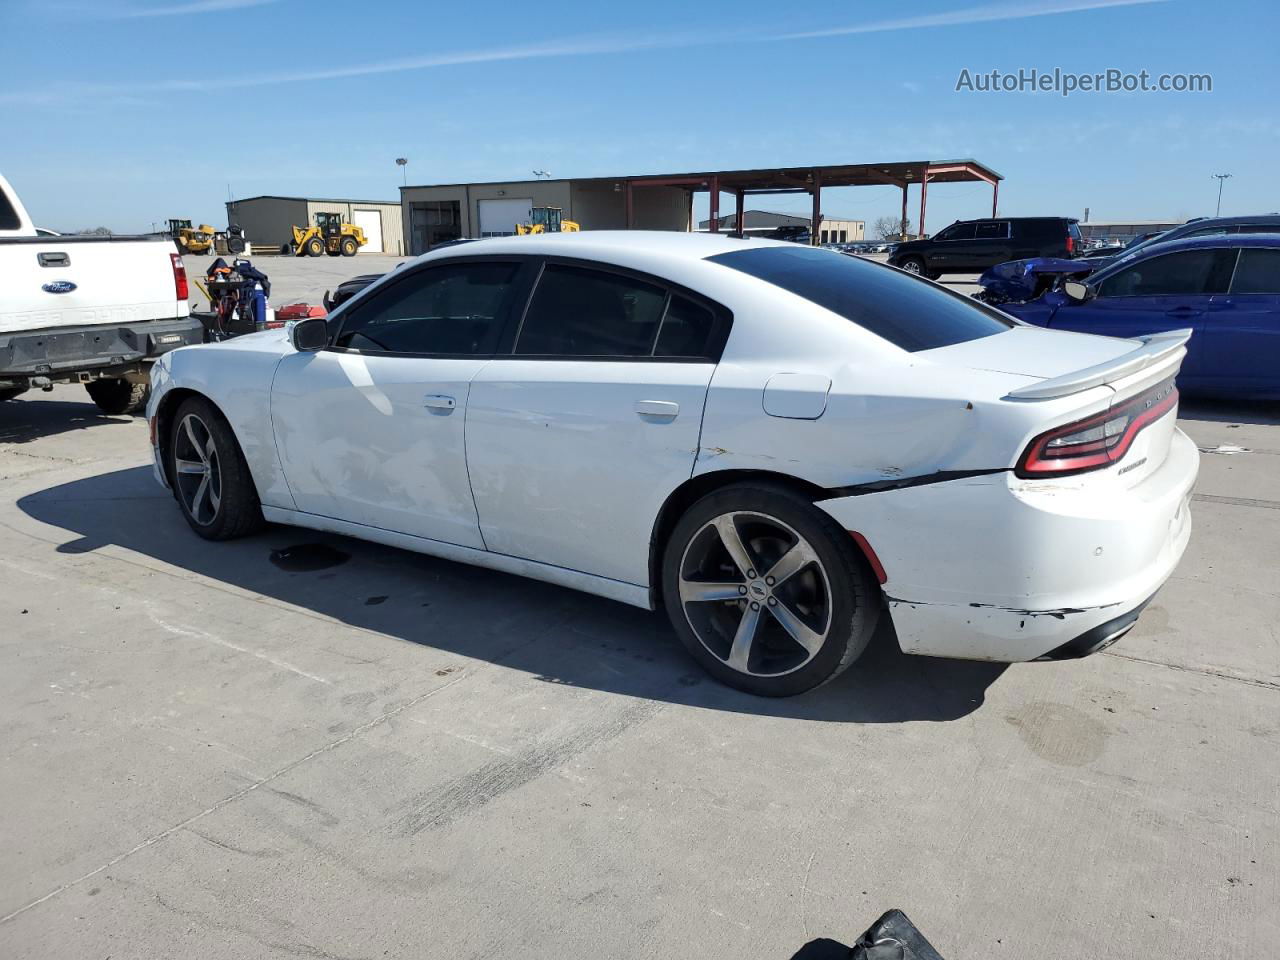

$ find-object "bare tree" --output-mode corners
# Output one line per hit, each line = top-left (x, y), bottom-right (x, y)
(76, 226), (113, 236)
(872, 215), (911, 240)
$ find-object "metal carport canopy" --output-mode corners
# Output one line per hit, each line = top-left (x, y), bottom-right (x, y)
(612, 158), (1003, 242)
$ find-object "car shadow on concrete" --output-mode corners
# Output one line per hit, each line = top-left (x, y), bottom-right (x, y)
(0, 394), (139, 444)
(1179, 395), (1280, 426)
(18, 466), (1006, 724)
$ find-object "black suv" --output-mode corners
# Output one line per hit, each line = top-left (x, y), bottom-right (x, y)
(889, 217), (1082, 278)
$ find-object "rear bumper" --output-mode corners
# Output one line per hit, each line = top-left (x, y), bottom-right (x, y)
(0, 317), (203, 384)
(817, 427), (1198, 662)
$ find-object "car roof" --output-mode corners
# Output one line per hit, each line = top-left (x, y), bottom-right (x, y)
(1132, 232), (1280, 253)
(1169, 214), (1280, 230)
(417, 230), (797, 264)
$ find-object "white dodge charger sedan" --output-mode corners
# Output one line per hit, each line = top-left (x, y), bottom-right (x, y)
(147, 232), (1197, 696)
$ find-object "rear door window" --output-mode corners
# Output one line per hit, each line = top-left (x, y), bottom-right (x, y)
(975, 222), (1010, 240)
(515, 264), (668, 357)
(654, 295), (718, 358)
(1229, 248), (1280, 294)
(0, 189), (20, 231)
(708, 245), (1014, 352)
(934, 223), (976, 241)
(1097, 249), (1236, 297)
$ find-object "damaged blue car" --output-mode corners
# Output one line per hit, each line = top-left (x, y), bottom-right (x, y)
(998, 233), (1280, 398)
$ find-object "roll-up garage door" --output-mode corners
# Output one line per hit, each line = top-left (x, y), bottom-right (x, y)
(478, 198), (533, 237)
(352, 209), (383, 253)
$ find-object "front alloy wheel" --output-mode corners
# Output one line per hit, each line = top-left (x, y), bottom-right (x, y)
(173, 412), (222, 526)
(168, 396), (264, 541)
(663, 484), (880, 696)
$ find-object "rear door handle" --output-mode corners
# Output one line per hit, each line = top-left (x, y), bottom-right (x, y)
(635, 400), (679, 419)
(423, 394), (456, 410)
(38, 252), (70, 268)
(1165, 305), (1201, 316)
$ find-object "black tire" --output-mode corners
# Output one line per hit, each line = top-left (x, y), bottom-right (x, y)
(305, 237), (324, 257)
(897, 256), (927, 276)
(85, 378), (148, 415)
(340, 237), (358, 257)
(0, 387), (29, 402)
(661, 482), (880, 697)
(168, 396), (264, 541)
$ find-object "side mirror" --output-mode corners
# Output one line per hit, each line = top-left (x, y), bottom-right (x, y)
(290, 316), (328, 352)
(1062, 280), (1093, 302)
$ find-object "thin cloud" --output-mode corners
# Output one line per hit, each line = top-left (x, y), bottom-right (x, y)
(778, 0), (1168, 40)
(9, 0), (1168, 102)
(50, 0), (281, 17)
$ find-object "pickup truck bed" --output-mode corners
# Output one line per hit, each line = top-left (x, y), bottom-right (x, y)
(1, 173), (203, 413)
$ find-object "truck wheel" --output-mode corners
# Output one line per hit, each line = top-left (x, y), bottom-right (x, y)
(0, 387), (29, 402)
(306, 237), (324, 257)
(897, 256), (926, 276)
(86, 378), (148, 415)
(169, 396), (264, 540)
(341, 237), (358, 256)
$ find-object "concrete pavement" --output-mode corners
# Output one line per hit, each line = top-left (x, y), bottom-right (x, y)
(1, 359), (1277, 956)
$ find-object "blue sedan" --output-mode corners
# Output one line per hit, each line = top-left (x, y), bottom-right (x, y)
(1000, 234), (1280, 398)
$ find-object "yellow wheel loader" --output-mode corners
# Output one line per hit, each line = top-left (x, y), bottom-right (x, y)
(168, 219), (216, 254)
(515, 207), (580, 235)
(287, 212), (367, 257)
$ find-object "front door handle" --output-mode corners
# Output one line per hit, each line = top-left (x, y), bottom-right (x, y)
(635, 399), (679, 419)
(423, 394), (456, 411)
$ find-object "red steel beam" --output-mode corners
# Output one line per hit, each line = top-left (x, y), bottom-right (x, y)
(918, 166), (929, 238)
(810, 169), (822, 246)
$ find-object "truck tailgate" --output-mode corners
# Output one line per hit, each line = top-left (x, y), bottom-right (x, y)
(0, 237), (188, 334)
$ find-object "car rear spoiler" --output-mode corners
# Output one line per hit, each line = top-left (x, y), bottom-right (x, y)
(1003, 328), (1191, 401)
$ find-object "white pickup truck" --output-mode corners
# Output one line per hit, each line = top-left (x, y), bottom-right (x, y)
(1, 172), (204, 413)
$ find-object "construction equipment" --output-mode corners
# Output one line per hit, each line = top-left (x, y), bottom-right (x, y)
(515, 207), (580, 235)
(168, 218), (216, 254)
(287, 212), (367, 257)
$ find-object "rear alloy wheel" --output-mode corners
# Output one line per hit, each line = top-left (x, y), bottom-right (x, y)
(169, 397), (263, 540)
(85, 378), (148, 415)
(662, 484), (880, 696)
(898, 256), (926, 275)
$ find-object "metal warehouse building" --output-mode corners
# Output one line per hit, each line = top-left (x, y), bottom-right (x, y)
(400, 178), (689, 255)
(698, 210), (865, 242)
(224, 196), (404, 255)
(399, 159), (1000, 256)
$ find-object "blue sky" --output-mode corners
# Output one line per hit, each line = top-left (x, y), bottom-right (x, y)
(3, 0), (1276, 234)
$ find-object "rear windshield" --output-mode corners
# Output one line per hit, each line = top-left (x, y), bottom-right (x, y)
(707, 246), (1014, 352)
(0, 190), (20, 231)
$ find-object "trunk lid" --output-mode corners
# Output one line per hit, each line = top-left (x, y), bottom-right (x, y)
(924, 325), (1188, 487)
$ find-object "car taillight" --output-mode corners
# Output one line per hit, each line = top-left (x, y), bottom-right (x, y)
(1066, 233), (1076, 255)
(170, 253), (189, 301)
(1016, 377), (1178, 478)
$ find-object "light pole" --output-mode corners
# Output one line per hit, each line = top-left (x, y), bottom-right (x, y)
(1212, 173), (1232, 217)
(395, 157), (409, 187)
